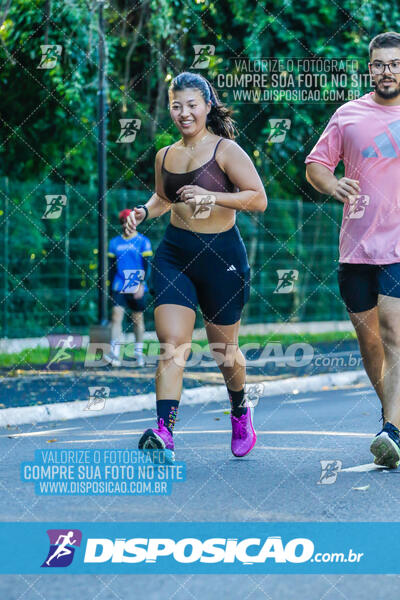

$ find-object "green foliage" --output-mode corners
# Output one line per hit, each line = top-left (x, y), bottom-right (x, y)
(0, 0), (399, 336)
(1, 0), (398, 190)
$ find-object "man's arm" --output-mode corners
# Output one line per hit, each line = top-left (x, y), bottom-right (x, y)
(304, 110), (361, 202)
(306, 163), (361, 202)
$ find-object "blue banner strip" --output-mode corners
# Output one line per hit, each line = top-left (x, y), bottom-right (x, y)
(0, 522), (398, 574)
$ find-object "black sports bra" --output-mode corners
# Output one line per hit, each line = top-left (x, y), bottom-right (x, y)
(161, 138), (236, 203)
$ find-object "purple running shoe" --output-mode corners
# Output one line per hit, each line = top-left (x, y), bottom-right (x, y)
(230, 405), (257, 457)
(138, 418), (175, 464)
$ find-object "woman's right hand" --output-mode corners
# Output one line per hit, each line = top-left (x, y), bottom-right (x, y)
(125, 207), (146, 234)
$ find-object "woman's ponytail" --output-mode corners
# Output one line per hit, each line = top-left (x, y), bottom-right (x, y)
(205, 80), (236, 139)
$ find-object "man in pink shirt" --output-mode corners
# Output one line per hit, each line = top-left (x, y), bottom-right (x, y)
(305, 31), (400, 468)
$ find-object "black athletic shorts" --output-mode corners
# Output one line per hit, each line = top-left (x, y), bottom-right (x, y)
(152, 223), (250, 325)
(337, 262), (400, 313)
(111, 290), (147, 312)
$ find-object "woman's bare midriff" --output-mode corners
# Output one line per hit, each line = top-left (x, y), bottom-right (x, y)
(169, 203), (236, 233)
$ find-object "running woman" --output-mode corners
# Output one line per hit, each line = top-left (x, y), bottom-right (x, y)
(305, 32), (400, 468)
(126, 72), (267, 463)
(107, 209), (153, 367)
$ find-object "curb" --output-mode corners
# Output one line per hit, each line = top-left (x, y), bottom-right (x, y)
(0, 369), (369, 428)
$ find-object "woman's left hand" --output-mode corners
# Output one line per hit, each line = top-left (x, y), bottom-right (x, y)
(176, 185), (210, 204)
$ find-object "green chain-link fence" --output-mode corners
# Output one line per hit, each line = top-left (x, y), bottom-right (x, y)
(0, 177), (348, 339)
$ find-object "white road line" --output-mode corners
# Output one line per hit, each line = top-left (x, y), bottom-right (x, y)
(281, 398), (319, 405)
(52, 429), (376, 440)
(4, 427), (81, 438)
(341, 463), (389, 472)
(58, 438), (121, 444)
(174, 430), (374, 438)
(257, 445), (336, 452)
(344, 390), (376, 397)
(119, 418), (157, 424)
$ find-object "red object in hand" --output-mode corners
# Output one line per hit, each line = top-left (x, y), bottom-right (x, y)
(119, 208), (132, 223)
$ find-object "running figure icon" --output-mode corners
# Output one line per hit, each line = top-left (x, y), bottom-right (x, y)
(47, 335), (76, 367)
(45, 531), (77, 566)
(41, 529), (82, 568)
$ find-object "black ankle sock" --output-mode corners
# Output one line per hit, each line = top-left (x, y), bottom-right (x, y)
(156, 399), (179, 433)
(228, 388), (247, 417)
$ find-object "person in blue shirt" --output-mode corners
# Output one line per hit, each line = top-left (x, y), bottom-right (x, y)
(107, 209), (153, 366)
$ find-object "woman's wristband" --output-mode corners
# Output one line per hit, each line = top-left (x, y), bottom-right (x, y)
(136, 204), (149, 222)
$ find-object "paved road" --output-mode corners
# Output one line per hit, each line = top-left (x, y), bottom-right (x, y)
(0, 382), (399, 598)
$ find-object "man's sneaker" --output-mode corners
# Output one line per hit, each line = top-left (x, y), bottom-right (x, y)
(138, 418), (175, 464)
(230, 406), (257, 457)
(370, 422), (400, 469)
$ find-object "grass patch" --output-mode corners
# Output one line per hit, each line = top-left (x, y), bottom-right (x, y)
(0, 347), (87, 369)
(236, 330), (357, 346)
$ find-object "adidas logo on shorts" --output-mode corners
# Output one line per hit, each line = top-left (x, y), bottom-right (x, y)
(227, 265), (236, 271)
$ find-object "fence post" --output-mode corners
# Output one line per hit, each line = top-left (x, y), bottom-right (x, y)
(122, 188), (128, 211)
(64, 182), (70, 331)
(295, 196), (304, 320)
(1, 177), (9, 339)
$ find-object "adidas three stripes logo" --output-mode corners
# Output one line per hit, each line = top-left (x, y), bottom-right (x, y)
(362, 119), (400, 158)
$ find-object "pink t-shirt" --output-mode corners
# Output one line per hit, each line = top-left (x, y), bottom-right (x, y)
(305, 92), (400, 264)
